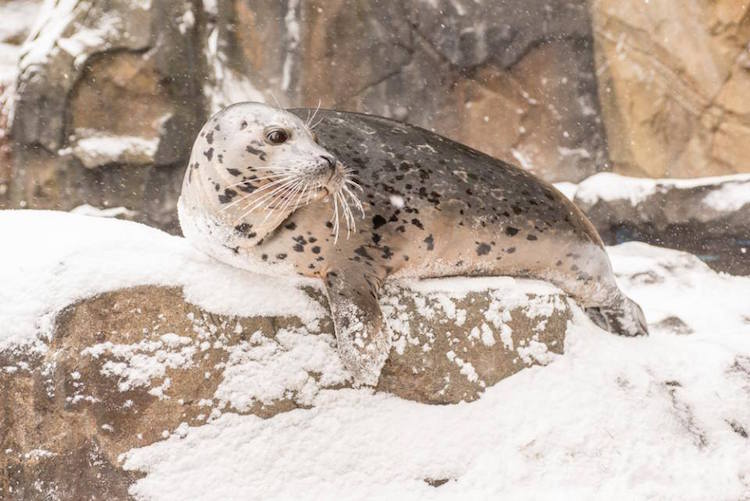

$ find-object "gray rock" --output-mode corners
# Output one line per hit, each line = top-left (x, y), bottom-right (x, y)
(571, 173), (750, 275)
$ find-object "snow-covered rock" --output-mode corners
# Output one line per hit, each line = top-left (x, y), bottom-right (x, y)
(557, 172), (750, 275)
(1, 209), (749, 499)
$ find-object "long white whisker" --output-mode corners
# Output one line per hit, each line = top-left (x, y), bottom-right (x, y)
(342, 185), (365, 217)
(308, 99), (321, 129)
(232, 180), (300, 227)
(219, 175), (297, 213)
(340, 194), (355, 236)
(242, 178), (300, 215)
(230, 178), (301, 225)
(310, 116), (325, 130)
(266, 180), (303, 226)
(332, 192), (341, 244)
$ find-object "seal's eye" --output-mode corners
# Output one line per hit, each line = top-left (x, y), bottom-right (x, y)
(265, 128), (289, 145)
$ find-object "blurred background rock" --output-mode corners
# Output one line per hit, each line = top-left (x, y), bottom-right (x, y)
(0, 0), (748, 257)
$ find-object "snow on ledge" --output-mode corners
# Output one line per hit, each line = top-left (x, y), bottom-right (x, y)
(59, 133), (159, 168)
(0, 210), (324, 352)
(558, 172), (750, 211)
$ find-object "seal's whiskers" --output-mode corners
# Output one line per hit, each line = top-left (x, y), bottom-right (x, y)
(219, 175), (296, 213)
(234, 178), (301, 224)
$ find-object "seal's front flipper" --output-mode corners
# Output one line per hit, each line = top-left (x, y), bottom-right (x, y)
(324, 270), (390, 387)
(585, 295), (648, 337)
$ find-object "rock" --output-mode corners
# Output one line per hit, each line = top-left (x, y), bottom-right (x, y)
(569, 173), (750, 275)
(592, 0), (750, 178)
(2, 0), (608, 229)
(1, 277), (570, 497)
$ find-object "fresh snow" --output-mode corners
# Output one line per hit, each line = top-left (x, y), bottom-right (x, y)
(567, 172), (750, 210)
(0, 210), (323, 353)
(1, 210), (749, 500)
(60, 133), (159, 168)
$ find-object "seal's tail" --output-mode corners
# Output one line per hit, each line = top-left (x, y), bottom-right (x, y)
(585, 295), (648, 337)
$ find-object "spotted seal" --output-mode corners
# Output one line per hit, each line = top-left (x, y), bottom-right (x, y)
(178, 102), (648, 385)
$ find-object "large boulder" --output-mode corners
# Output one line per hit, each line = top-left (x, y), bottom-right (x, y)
(567, 173), (750, 275)
(0, 210), (570, 498)
(592, 0), (750, 178)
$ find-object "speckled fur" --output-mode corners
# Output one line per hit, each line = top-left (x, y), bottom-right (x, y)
(179, 103), (648, 385)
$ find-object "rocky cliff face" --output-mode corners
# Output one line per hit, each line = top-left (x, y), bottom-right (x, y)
(592, 0), (750, 177)
(1, 0), (609, 231)
(2, 0), (749, 235)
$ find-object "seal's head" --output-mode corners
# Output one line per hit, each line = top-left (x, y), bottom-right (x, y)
(184, 101), (362, 242)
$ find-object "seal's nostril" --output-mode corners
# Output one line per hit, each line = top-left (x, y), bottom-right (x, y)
(321, 154), (336, 170)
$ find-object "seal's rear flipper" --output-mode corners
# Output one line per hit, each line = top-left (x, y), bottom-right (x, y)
(585, 296), (648, 337)
(324, 269), (391, 387)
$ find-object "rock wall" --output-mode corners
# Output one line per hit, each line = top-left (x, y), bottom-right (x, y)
(0, 0), (609, 231)
(2, 0), (750, 235)
(592, 0), (750, 177)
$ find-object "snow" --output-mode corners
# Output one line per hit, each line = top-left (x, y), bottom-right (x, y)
(1, 210), (749, 499)
(0, 210), (324, 353)
(60, 133), (159, 168)
(571, 172), (750, 209)
(71, 204), (137, 218)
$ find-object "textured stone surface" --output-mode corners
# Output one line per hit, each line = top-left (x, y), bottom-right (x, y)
(1, 0), (608, 230)
(572, 174), (750, 275)
(592, 0), (750, 178)
(0, 279), (570, 498)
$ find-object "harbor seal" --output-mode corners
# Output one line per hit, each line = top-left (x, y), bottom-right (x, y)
(178, 102), (648, 386)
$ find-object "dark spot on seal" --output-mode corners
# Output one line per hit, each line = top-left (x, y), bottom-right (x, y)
(237, 182), (255, 193)
(218, 189), (237, 204)
(505, 227), (519, 236)
(204, 148), (214, 161)
(424, 234), (434, 251)
(556, 260), (563, 266)
(476, 243), (491, 256)
(245, 144), (267, 161)
(284, 222), (297, 230)
(410, 218), (424, 230)
(261, 254), (268, 261)
(226, 168), (241, 176)
(206, 131), (214, 144)
(293, 244), (304, 252)
(312, 246), (321, 254)
(354, 246), (374, 261)
(234, 223), (252, 235)
(240, 120), (248, 130)
(527, 234), (538, 241)
(276, 253), (287, 260)
(506, 247), (516, 253)
(372, 215), (387, 229)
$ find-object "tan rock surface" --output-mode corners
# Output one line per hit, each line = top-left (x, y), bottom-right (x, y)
(592, 0), (750, 177)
